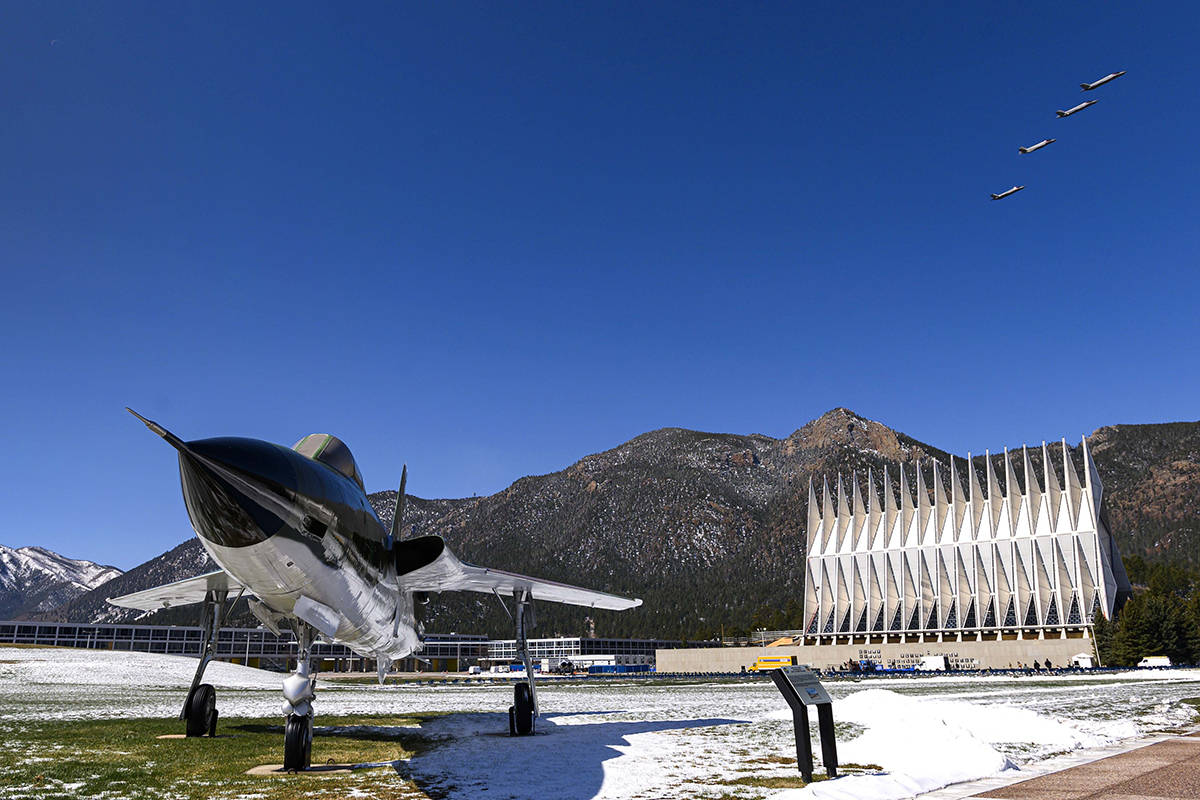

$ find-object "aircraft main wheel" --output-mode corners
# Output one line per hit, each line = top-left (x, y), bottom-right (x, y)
(513, 683), (534, 735)
(185, 684), (216, 738)
(283, 714), (312, 771)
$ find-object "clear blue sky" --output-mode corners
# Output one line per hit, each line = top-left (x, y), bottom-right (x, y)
(2, 2), (1197, 569)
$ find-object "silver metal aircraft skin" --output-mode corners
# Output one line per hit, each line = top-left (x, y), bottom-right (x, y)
(110, 409), (641, 768)
(1018, 138), (1055, 154)
(990, 185), (1025, 201)
(1057, 100), (1098, 118)
(1081, 71), (1126, 91)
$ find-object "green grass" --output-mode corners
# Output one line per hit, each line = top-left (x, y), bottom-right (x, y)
(0, 713), (444, 800)
(719, 774), (817, 788)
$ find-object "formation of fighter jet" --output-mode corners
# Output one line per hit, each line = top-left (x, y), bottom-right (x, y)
(1018, 139), (1055, 154)
(111, 410), (641, 770)
(1081, 71), (1126, 91)
(990, 185), (1024, 201)
(990, 70), (1124, 200)
(1056, 100), (1098, 118)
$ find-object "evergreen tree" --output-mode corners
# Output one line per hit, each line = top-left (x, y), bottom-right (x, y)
(1110, 592), (1192, 666)
(1184, 589), (1200, 665)
(1092, 611), (1114, 665)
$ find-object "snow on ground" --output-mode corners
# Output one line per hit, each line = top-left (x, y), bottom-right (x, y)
(2, 646), (1198, 800)
(770, 675), (1199, 800)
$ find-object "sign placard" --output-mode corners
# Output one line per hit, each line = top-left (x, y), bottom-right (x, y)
(777, 667), (832, 705)
(769, 666), (838, 781)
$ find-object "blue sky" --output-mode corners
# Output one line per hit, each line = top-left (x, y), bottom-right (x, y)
(2, 2), (1197, 569)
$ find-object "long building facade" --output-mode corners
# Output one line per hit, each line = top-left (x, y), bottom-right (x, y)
(802, 438), (1131, 644)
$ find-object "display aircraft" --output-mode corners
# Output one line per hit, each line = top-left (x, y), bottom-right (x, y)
(1080, 71), (1125, 91)
(1018, 138), (1055, 154)
(1056, 100), (1098, 118)
(110, 410), (641, 770)
(990, 185), (1025, 201)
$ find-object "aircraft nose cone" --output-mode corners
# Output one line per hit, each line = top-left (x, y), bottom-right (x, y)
(179, 437), (294, 548)
(185, 437), (298, 487)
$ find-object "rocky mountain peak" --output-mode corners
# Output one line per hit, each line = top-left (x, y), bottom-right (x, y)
(0, 544), (123, 619)
(783, 407), (912, 463)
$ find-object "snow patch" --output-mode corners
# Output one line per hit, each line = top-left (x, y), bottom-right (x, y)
(770, 687), (1187, 800)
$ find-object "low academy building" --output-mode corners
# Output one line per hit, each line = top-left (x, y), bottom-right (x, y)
(487, 636), (680, 668)
(0, 621), (488, 672)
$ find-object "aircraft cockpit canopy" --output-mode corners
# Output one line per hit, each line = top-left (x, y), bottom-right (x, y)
(293, 433), (365, 491)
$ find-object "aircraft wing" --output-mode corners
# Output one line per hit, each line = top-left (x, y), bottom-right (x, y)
(395, 536), (641, 611)
(445, 564), (641, 610)
(107, 570), (249, 611)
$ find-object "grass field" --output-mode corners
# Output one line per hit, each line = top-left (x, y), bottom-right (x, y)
(0, 713), (443, 800)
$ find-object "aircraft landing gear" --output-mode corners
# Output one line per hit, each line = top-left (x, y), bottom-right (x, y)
(283, 713), (312, 771)
(281, 622), (317, 771)
(505, 589), (538, 736)
(185, 683), (218, 737)
(182, 588), (229, 737)
(510, 681), (534, 735)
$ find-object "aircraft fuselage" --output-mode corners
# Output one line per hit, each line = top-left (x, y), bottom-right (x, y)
(177, 437), (418, 659)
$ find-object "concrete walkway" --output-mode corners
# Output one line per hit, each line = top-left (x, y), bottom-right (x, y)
(972, 733), (1200, 800)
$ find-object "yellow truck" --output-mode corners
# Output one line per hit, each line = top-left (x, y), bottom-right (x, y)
(749, 655), (798, 671)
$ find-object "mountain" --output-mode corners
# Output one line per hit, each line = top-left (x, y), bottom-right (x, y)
(1087, 421), (1200, 567)
(30, 409), (1200, 640)
(33, 538), (216, 624)
(0, 544), (123, 619)
(375, 409), (962, 640)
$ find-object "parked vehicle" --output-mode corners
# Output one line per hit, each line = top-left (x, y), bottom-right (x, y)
(748, 655), (798, 672)
(1137, 655), (1171, 668)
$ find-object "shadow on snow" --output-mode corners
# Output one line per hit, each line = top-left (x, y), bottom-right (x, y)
(396, 711), (746, 800)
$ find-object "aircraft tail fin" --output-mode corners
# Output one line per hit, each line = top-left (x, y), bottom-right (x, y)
(990, 193), (1000, 200)
(388, 465), (407, 546)
(1080, 83), (1091, 90)
(1056, 110), (1067, 117)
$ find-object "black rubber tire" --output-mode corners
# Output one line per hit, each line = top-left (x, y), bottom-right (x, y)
(513, 683), (534, 735)
(185, 684), (216, 738)
(283, 714), (312, 771)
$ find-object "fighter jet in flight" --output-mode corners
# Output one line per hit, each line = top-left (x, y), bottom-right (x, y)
(1057, 100), (1098, 118)
(111, 411), (641, 770)
(990, 185), (1025, 201)
(1019, 139), (1056, 154)
(1081, 71), (1126, 91)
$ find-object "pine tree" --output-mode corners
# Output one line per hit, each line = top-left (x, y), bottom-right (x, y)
(1092, 612), (1114, 665)
(1111, 591), (1192, 666)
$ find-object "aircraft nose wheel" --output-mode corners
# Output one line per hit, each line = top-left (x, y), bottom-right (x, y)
(284, 714), (313, 771)
(185, 684), (218, 738)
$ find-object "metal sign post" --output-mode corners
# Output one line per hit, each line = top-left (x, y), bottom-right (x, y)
(769, 666), (838, 782)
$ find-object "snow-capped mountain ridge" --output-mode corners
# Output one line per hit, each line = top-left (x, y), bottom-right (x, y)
(0, 544), (123, 619)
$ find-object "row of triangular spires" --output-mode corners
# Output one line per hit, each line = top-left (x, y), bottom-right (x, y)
(805, 439), (1100, 556)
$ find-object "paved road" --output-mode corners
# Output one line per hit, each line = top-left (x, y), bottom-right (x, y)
(974, 732), (1200, 800)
